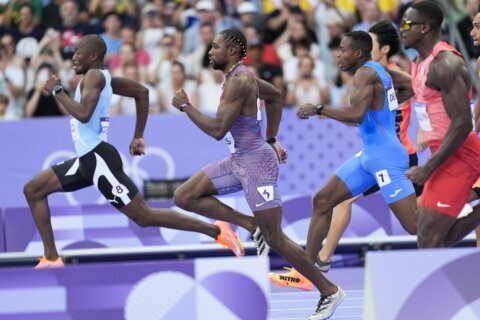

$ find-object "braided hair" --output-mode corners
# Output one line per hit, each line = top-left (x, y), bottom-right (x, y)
(219, 28), (247, 59)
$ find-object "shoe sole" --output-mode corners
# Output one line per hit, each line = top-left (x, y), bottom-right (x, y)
(268, 275), (313, 291)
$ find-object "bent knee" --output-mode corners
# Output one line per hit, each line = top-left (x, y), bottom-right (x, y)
(173, 188), (191, 208)
(23, 180), (41, 201)
(313, 191), (334, 213)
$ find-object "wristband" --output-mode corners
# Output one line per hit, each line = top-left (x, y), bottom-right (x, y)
(52, 85), (63, 96)
(315, 104), (324, 115)
(266, 137), (277, 144)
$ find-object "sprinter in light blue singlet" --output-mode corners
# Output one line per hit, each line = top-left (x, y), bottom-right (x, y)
(24, 35), (245, 269)
(70, 68), (112, 157)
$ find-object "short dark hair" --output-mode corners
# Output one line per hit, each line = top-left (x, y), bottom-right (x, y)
(219, 28), (247, 59)
(19, 3), (34, 14)
(343, 31), (372, 58)
(81, 35), (107, 61)
(328, 37), (342, 49)
(410, 0), (444, 29)
(369, 20), (400, 58)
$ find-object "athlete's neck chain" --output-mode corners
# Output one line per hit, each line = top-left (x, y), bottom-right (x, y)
(222, 61), (243, 90)
(224, 61), (243, 78)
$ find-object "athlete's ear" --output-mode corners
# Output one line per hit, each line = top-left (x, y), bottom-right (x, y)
(355, 48), (363, 58)
(421, 23), (431, 35)
(89, 52), (98, 63)
(381, 44), (390, 56)
(227, 45), (238, 57)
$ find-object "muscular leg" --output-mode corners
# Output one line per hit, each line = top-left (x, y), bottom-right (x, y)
(23, 168), (65, 260)
(255, 206), (337, 296)
(120, 194), (220, 239)
(388, 193), (418, 235)
(318, 196), (359, 263)
(417, 204), (480, 248)
(306, 175), (353, 261)
(417, 206), (458, 248)
(444, 204), (480, 247)
(174, 171), (256, 233)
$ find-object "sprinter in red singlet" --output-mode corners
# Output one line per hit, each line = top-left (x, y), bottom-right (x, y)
(402, 1), (480, 247)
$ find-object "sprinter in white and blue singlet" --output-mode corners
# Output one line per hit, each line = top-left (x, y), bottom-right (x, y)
(23, 35), (246, 269)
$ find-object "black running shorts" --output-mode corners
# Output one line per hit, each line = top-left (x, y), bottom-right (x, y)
(51, 142), (139, 209)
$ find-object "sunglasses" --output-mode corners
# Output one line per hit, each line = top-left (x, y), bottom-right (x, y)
(401, 20), (425, 31)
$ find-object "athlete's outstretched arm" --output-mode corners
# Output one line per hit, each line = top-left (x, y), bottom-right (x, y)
(45, 70), (105, 123)
(297, 67), (375, 123)
(407, 52), (472, 184)
(388, 68), (414, 104)
(171, 74), (252, 140)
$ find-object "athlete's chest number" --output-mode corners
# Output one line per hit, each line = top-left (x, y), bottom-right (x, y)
(387, 87), (399, 111)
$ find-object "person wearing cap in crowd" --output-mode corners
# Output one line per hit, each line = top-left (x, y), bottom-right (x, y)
(138, 3), (165, 59)
(183, 0), (224, 54)
(236, 1), (263, 29)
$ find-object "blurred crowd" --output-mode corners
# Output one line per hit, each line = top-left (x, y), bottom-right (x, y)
(0, 0), (476, 120)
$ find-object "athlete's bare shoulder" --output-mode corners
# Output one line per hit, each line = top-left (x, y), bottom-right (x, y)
(428, 51), (470, 90)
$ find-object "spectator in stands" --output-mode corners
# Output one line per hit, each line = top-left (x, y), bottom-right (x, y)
(264, 0), (311, 44)
(0, 33), (25, 120)
(137, 3), (165, 59)
(247, 39), (284, 94)
(28, 28), (65, 89)
(188, 22), (215, 79)
(236, 1), (262, 29)
(7, 3), (44, 43)
(25, 62), (67, 118)
(283, 39), (327, 85)
(88, 0), (136, 19)
(147, 33), (187, 86)
(100, 12), (123, 60)
(109, 26), (150, 75)
(275, 20), (320, 63)
(56, 0), (95, 60)
(190, 48), (224, 113)
(42, 0), (90, 29)
(285, 55), (324, 107)
(110, 43), (148, 81)
(243, 25), (282, 66)
(2, 0), (43, 29)
(111, 62), (160, 115)
(183, 0), (223, 54)
(353, 0), (383, 32)
(159, 61), (196, 112)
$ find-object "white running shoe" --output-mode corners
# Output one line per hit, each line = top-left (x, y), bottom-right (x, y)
(308, 286), (346, 320)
